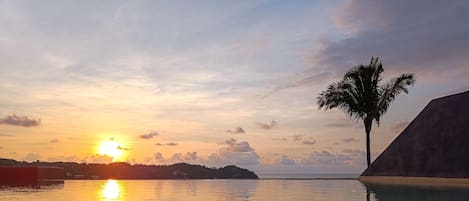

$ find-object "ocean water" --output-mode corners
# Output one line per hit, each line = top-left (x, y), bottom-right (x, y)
(1, 179), (469, 201)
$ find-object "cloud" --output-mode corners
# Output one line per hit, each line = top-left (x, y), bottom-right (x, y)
(341, 138), (359, 143)
(0, 133), (12, 137)
(147, 151), (198, 164)
(148, 139), (259, 166)
(325, 122), (355, 128)
(293, 135), (316, 145)
(342, 149), (362, 154)
(22, 153), (41, 162)
(272, 137), (287, 141)
(155, 142), (178, 146)
(50, 138), (60, 143)
(209, 138), (259, 165)
(332, 0), (392, 34)
(184, 152), (198, 160)
(169, 153), (184, 162)
(208, 151), (259, 166)
(299, 149), (378, 168)
(324, 118), (363, 129)
(221, 138), (254, 152)
(226, 126), (246, 134)
(309, 0), (469, 83)
(301, 150), (355, 166)
(277, 155), (296, 165)
(139, 130), (158, 139)
(302, 140), (316, 145)
(152, 152), (165, 163)
(0, 114), (41, 127)
(221, 138), (236, 145)
(260, 71), (332, 98)
(166, 142), (178, 146)
(256, 120), (277, 130)
(293, 135), (303, 142)
(391, 120), (409, 133)
(117, 145), (131, 150)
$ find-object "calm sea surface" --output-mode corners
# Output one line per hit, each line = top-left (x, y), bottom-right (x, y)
(1, 179), (469, 201)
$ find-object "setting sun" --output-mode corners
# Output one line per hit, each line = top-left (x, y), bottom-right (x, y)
(99, 141), (123, 161)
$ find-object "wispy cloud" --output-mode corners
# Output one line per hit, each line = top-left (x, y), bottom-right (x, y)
(221, 138), (254, 152)
(293, 135), (316, 145)
(139, 130), (158, 139)
(0, 133), (12, 137)
(311, 0), (469, 83)
(302, 140), (316, 145)
(300, 150), (357, 166)
(341, 138), (359, 143)
(226, 126), (246, 134)
(117, 145), (131, 150)
(0, 114), (40, 127)
(277, 155), (296, 165)
(325, 122), (355, 128)
(148, 151), (198, 164)
(155, 142), (178, 146)
(207, 138), (259, 165)
(50, 138), (60, 143)
(256, 120), (277, 130)
(261, 71), (332, 98)
(272, 137), (287, 141)
(293, 135), (303, 142)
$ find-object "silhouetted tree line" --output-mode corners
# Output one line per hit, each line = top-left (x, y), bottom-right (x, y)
(0, 158), (258, 179)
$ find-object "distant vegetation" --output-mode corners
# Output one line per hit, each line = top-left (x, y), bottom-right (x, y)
(318, 57), (415, 167)
(0, 158), (258, 179)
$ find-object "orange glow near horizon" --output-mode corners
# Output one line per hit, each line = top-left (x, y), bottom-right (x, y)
(99, 141), (123, 161)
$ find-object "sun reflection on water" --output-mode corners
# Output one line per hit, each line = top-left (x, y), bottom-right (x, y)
(101, 180), (121, 200)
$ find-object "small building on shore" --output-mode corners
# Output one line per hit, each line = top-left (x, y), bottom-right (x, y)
(359, 90), (469, 187)
(0, 166), (64, 186)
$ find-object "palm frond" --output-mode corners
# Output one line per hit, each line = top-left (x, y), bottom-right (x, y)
(343, 57), (382, 119)
(369, 57), (384, 88)
(377, 73), (416, 121)
(317, 81), (364, 120)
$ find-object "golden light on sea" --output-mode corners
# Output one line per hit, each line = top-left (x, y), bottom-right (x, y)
(101, 180), (121, 200)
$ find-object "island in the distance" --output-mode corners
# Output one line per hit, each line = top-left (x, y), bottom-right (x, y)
(0, 158), (258, 180)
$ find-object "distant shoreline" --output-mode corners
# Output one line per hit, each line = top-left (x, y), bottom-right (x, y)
(59, 178), (358, 181)
(0, 158), (259, 180)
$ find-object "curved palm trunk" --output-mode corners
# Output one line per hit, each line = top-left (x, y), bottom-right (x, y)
(364, 118), (373, 167)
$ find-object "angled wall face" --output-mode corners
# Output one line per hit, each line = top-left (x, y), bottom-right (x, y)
(361, 91), (469, 178)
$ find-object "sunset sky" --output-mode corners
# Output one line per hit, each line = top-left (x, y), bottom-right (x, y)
(0, 0), (468, 174)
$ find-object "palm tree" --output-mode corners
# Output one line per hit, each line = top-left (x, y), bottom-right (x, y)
(317, 57), (415, 167)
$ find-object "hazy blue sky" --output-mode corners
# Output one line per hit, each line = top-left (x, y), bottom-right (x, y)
(0, 0), (468, 174)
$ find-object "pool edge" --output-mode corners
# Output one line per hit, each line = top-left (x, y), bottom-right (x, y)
(359, 176), (469, 188)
